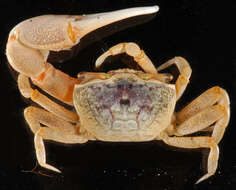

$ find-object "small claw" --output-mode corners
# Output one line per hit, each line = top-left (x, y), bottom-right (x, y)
(72, 5), (159, 39)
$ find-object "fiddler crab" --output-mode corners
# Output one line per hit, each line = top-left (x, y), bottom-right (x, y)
(6, 5), (230, 184)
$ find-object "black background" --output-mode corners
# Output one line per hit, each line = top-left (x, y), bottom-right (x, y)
(0, 0), (236, 190)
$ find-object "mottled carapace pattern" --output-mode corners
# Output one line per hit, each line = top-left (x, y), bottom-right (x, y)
(74, 71), (176, 141)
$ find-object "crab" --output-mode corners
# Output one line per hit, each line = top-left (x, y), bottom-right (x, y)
(6, 5), (230, 184)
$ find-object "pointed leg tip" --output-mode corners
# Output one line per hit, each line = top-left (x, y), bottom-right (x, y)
(40, 163), (62, 173)
(195, 173), (212, 184)
(52, 167), (62, 173)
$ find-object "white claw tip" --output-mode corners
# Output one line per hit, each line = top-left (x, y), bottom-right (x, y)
(75, 5), (160, 38)
(150, 5), (160, 13)
(133, 5), (159, 15)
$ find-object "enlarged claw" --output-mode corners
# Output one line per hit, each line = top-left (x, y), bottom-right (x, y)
(6, 6), (159, 105)
(8, 6), (159, 52)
